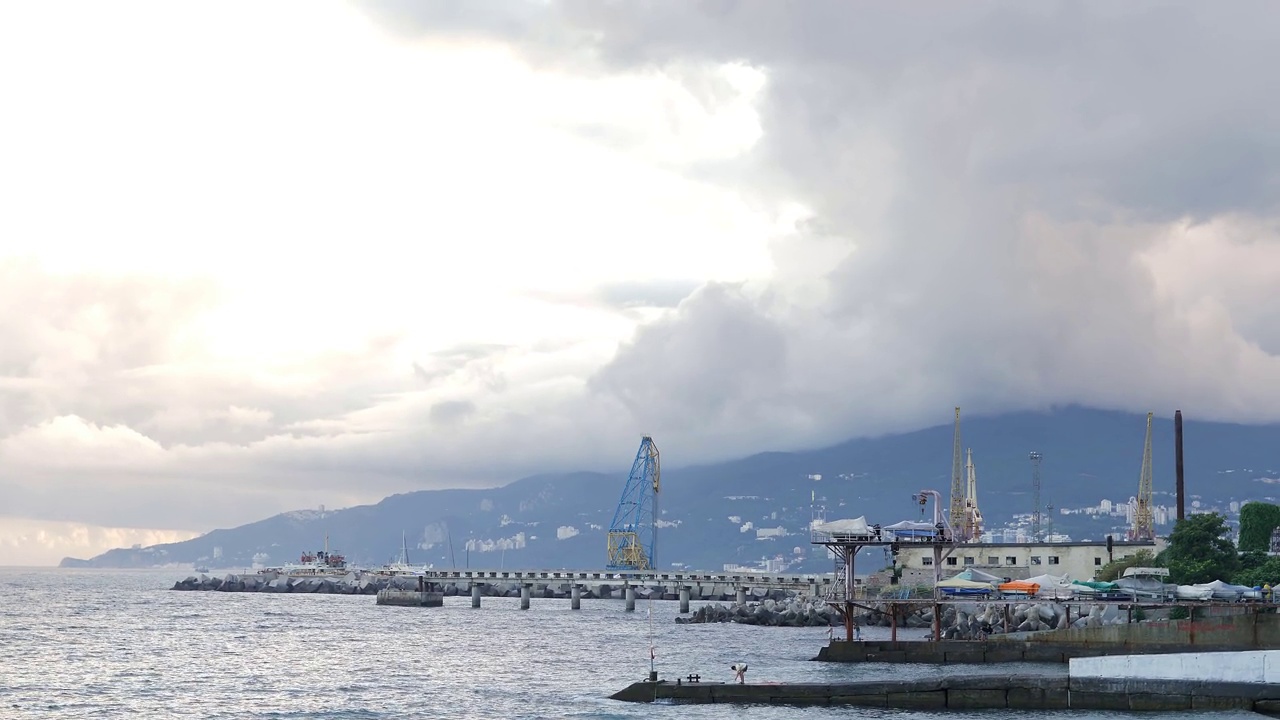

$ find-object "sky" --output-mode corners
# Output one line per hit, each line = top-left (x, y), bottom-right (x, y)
(2, 0), (1280, 565)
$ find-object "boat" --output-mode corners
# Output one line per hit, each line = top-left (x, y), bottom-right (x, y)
(373, 530), (427, 575)
(262, 535), (352, 576)
(1025, 574), (1074, 599)
(1175, 585), (1214, 601)
(936, 575), (995, 597)
(1115, 567), (1174, 600)
(998, 580), (1041, 597)
(194, 564), (210, 574)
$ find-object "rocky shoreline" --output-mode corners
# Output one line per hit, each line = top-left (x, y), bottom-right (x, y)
(677, 598), (1133, 634)
(170, 572), (796, 603)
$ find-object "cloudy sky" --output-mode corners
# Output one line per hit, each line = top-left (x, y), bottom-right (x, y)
(3, 0), (1279, 564)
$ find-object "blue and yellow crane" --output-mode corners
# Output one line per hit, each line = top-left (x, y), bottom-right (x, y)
(606, 436), (661, 570)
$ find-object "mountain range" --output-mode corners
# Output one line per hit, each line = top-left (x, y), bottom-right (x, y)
(61, 406), (1280, 573)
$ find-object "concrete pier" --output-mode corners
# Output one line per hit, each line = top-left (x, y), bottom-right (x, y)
(571, 585), (581, 610)
(519, 584), (531, 610)
(679, 587), (690, 614)
(610, 674), (1280, 713)
(471, 583), (481, 608)
(735, 587), (746, 605)
(375, 589), (443, 607)
(625, 586), (636, 612)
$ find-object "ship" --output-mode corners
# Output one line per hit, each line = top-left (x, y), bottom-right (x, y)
(262, 535), (351, 576)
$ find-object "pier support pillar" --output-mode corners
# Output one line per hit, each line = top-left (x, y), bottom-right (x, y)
(520, 584), (531, 610)
(571, 584), (581, 610)
(736, 587), (747, 606)
(679, 587), (691, 614)
(471, 583), (481, 609)
(625, 586), (636, 612)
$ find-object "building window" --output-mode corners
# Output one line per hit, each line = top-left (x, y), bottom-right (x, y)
(1048, 556), (1060, 565)
(946, 557), (958, 566)
(987, 556), (998, 565)
(922, 557), (933, 566)
(1005, 557), (1017, 566)
(1031, 556), (1042, 565)
(1094, 557), (1103, 566)
(964, 557), (975, 565)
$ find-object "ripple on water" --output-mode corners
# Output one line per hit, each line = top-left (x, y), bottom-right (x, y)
(0, 568), (1260, 720)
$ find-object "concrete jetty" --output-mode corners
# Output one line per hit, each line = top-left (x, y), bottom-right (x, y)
(376, 589), (444, 607)
(170, 569), (810, 610)
(609, 673), (1280, 712)
(817, 609), (1280, 663)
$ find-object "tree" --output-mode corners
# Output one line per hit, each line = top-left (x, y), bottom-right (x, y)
(1162, 512), (1241, 585)
(1238, 503), (1280, 553)
(1233, 556), (1280, 588)
(1097, 549), (1157, 582)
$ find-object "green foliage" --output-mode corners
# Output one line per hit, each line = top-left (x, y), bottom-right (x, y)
(1169, 606), (1189, 620)
(1239, 503), (1280, 553)
(1163, 512), (1241, 585)
(1240, 550), (1270, 573)
(1097, 549), (1156, 582)
(1132, 607), (1146, 622)
(1233, 556), (1280, 588)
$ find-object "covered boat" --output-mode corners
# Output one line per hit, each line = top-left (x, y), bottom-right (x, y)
(953, 568), (1006, 585)
(1192, 580), (1263, 601)
(936, 575), (995, 597)
(883, 520), (941, 541)
(998, 580), (1041, 597)
(1025, 573), (1075, 599)
(1175, 585), (1214, 600)
(812, 517), (876, 541)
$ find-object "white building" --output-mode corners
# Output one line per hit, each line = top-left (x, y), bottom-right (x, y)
(893, 538), (1166, 586)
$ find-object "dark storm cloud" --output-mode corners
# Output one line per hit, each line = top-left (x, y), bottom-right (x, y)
(359, 0), (1280, 446)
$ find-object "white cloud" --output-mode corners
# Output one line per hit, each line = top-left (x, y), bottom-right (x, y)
(0, 516), (199, 567)
(5, 0), (1280, 564)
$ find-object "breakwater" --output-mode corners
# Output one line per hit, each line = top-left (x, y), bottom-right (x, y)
(609, 674), (1280, 713)
(674, 598), (1127, 633)
(170, 572), (797, 604)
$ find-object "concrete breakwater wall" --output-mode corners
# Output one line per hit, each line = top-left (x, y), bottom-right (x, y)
(676, 598), (841, 627)
(676, 599), (1128, 634)
(171, 572), (796, 604)
(610, 673), (1280, 713)
(817, 611), (1280, 663)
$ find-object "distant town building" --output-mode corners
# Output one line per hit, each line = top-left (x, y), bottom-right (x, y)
(1270, 527), (1280, 555)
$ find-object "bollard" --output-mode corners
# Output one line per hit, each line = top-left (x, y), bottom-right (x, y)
(625, 586), (636, 612)
(471, 583), (481, 609)
(736, 587), (747, 606)
(520, 584), (531, 610)
(571, 584), (581, 610)
(679, 587), (690, 614)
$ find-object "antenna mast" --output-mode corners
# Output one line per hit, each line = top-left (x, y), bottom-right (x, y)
(1029, 452), (1043, 541)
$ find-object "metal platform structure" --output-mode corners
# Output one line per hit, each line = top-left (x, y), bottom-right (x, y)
(811, 489), (960, 642)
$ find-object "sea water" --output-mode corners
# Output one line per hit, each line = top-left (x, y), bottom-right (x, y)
(0, 568), (1257, 719)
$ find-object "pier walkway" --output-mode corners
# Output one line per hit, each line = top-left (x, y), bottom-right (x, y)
(414, 568), (836, 611)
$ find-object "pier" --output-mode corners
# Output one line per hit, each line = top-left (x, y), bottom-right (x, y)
(171, 567), (833, 611)
(416, 568), (834, 611)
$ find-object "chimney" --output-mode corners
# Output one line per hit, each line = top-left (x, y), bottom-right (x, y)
(1175, 409), (1185, 522)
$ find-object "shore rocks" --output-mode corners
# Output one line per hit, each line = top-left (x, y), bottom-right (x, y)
(675, 597), (1133, 636)
(676, 598), (842, 626)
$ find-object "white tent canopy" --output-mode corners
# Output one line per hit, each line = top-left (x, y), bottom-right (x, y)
(813, 517), (871, 536)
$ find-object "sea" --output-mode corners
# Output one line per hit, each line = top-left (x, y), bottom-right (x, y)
(0, 568), (1259, 719)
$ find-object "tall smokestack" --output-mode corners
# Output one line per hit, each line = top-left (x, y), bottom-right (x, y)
(1175, 409), (1185, 521)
